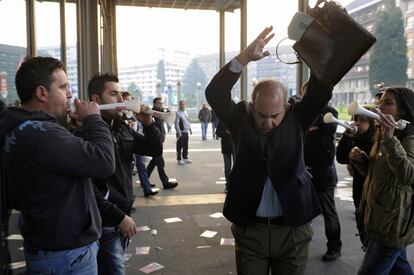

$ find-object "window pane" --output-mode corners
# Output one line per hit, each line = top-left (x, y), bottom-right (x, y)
(0, 0), (27, 105)
(66, 2), (79, 98)
(116, 6), (217, 114)
(247, 0), (298, 100)
(36, 0), (61, 60)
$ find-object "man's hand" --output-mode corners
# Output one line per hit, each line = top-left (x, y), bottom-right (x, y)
(69, 98), (100, 121)
(118, 215), (137, 238)
(235, 26), (275, 66)
(136, 104), (153, 126)
(189, 128), (193, 135)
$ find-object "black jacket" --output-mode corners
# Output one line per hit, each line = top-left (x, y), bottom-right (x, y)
(336, 130), (374, 207)
(304, 105), (338, 167)
(206, 62), (333, 227)
(216, 121), (233, 154)
(0, 108), (115, 250)
(153, 117), (166, 143)
(76, 119), (162, 227)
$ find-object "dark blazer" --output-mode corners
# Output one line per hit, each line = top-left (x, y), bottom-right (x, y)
(205, 62), (333, 227)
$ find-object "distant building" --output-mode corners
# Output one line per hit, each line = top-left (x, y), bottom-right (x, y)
(0, 44), (26, 102)
(118, 61), (186, 104)
(335, 0), (414, 105)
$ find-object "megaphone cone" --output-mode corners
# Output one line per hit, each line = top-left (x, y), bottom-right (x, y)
(145, 110), (176, 124)
(323, 112), (356, 133)
(347, 101), (410, 130)
(99, 98), (141, 113)
(347, 101), (379, 120)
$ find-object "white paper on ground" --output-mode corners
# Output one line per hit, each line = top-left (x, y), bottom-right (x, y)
(200, 230), (217, 238)
(7, 261), (26, 270)
(164, 217), (182, 223)
(196, 245), (211, 249)
(5, 234), (23, 240)
(151, 188), (161, 192)
(215, 181), (226, 185)
(220, 238), (235, 246)
(209, 212), (224, 218)
(139, 262), (164, 273)
(136, 225), (151, 232)
(219, 177), (226, 180)
(135, 246), (151, 255)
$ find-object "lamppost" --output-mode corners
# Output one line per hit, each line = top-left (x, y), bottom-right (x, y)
(167, 83), (172, 108)
(196, 82), (201, 109)
(176, 79), (182, 105)
(156, 79), (162, 97)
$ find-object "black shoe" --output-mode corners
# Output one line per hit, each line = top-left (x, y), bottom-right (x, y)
(322, 250), (341, 262)
(144, 191), (159, 197)
(163, 181), (178, 189)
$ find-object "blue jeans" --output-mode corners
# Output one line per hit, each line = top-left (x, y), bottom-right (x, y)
(201, 122), (208, 140)
(97, 227), (128, 275)
(358, 239), (414, 275)
(135, 154), (153, 194)
(25, 241), (99, 275)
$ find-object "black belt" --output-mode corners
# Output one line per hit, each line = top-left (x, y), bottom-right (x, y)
(253, 216), (285, 225)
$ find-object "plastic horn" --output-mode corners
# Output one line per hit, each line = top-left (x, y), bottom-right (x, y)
(145, 110), (176, 124)
(323, 112), (357, 133)
(99, 98), (141, 113)
(348, 101), (410, 130)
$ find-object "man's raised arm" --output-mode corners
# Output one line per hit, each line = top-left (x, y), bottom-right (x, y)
(205, 26), (274, 128)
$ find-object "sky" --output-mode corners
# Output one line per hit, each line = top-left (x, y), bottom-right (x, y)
(0, 0), (355, 67)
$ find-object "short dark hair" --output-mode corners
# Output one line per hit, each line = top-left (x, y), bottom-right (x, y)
(153, 97), (162, 104)
(15, 56), (65, 104)
(87, 73), (119, 100)
(121, 91), (132, 99)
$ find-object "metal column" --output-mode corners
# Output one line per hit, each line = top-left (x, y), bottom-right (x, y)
(240, 0), (247, 101)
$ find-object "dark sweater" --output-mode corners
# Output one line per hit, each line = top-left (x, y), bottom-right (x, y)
(75, 119), (162, 227)
(0, 108), (115, 250)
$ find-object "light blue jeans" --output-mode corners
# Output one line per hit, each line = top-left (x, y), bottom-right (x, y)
(97, 227), (129, 275)
(24, 241), (99, 275)
(201, 122), (208, 140)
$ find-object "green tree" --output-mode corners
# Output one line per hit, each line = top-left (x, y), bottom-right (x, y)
(157, 60), (166, 92)
(369, 0), (408, 95)
(182, 58), (208, 107)
(126, 82), (142, 100)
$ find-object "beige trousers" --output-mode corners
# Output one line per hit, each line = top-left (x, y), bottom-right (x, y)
(231, 222), (313, 275)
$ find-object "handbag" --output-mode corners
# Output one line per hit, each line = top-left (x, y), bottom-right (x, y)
(292, 0), (376, 87)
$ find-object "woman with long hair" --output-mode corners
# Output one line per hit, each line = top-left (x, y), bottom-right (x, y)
(355, 87), (414, 274)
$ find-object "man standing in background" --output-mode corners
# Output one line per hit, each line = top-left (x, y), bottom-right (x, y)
(175, 100), (192, 165)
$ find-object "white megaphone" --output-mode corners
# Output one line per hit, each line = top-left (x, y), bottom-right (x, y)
(348, 101), (410, 130)
(323, 112), (357, 133)
(144, 109), (176, 124)
(69, 98), (141, 114)
(99, 98), (141, 113)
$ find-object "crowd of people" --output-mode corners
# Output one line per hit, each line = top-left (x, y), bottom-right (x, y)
(1, 25), (414, 275)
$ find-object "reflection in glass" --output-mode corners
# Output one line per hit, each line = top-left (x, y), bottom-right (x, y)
(0, 0), (27, 105)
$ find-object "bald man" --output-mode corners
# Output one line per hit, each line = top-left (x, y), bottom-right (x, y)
(206, 26), (334, 275)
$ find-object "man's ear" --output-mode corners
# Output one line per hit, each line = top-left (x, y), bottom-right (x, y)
(90, 94), (100, 104)
(285, 102), (291, 111)
(34, 85), (48, 102)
